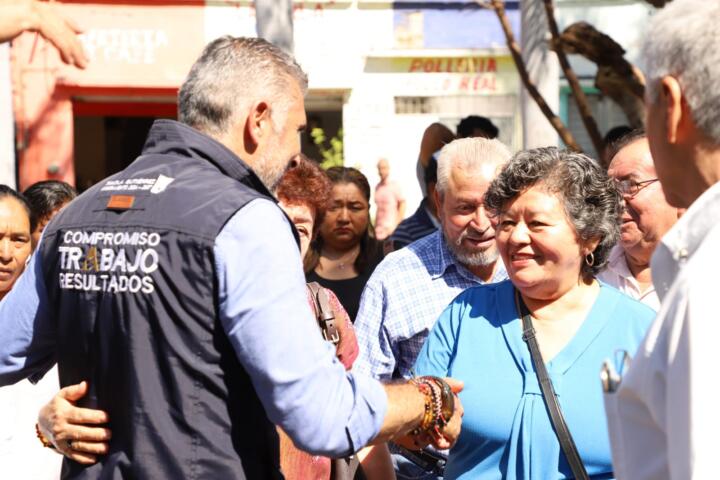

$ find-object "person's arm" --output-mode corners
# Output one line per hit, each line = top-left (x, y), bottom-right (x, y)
(352, 278), (396, 381)
(357, 442), (395, 480)
(215, 200), (462, 456)
(0, 243), (56, 385)
(0, 0), (87, 68)
(394, 183), (406, 225)
(418, 123), (455, 169)
(36, 381), (111, 464)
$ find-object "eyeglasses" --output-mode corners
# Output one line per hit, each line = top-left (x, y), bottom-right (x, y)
(601, 349), (632, 394)
(614, 178), (659, 198)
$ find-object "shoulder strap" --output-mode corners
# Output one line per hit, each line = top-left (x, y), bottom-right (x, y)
(514, 289), (589, 480)
(306, 282), (340, 345)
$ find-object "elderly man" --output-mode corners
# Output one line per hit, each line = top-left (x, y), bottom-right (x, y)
(0, 37), (462, 478)
(604, 1), (720, 479)
(598, 130), (681, 310)
(355, 137), (510, 477)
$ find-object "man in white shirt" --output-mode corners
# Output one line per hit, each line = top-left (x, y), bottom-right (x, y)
(599, 131), (681, 311)
(604, 1), (720, 479)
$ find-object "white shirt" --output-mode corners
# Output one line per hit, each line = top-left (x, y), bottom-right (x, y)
(605, 181), (720, 480)
(0, 366), (62, 479)
(598, 246), (660, 311)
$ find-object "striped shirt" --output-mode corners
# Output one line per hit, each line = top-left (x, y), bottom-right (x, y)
(353, 230), (507, 380)
(389, 198), (439, 250)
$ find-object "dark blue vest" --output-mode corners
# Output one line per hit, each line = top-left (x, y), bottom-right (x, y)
(39, 120), (287, 479)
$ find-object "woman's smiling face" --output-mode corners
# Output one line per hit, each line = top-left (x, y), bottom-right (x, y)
(495, 183), (595, 300)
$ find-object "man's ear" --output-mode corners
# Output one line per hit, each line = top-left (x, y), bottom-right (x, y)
(433, 188), (444, 222)
(660, 76), (684, 145)
(245, 100), (272, 149)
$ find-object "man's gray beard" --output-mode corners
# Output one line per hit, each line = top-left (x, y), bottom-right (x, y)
(444, 229), (499, 267)
(255, 153), (290, 192)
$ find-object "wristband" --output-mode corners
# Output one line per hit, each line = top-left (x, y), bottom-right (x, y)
(35, 423), (55, 450)
(410, 376), (455, 436)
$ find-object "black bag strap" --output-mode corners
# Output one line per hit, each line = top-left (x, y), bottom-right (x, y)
(514, 289), (589, 480)
(306, 282), (340, 345)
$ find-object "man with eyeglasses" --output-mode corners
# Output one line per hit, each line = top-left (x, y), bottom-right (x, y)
(599, 129), (682, 310)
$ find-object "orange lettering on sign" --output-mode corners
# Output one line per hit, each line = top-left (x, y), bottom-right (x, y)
(407, 57), (501, 74)
(487, 58), (497, 73)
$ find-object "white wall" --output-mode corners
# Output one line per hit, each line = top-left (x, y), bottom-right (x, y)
(0, 44), (15, 189)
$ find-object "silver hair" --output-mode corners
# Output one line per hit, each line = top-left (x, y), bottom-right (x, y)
(642, 0), (720, 144)
(436, 137), (511, 195)
(178, 36), (308, 137)
(484, 147), (622, 278)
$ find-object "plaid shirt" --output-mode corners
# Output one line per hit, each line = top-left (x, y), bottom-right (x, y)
(353, 230), (507, 380)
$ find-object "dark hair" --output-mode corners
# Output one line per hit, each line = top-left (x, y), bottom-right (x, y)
(424, 156), (438, 186)
(601, 125), (634, 167)
(0, 185), (32, 230)
(605, 129), (646, 164)
(484, 147), (622, 278)
(456, 115), (499, 139)
(22, 180), (77, 232)
(275, 155), (332, 236)
(306, 167), (381, 274)
(603, 125), (633, 147)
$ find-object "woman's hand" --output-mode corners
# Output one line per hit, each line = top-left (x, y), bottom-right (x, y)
(37, 381), (111, 464)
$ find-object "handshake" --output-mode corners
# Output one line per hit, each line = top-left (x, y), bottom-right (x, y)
(387, 376), (464, 452)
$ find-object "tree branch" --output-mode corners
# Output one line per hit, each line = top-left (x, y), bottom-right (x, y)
(489, 0), (581, 151)
(543, 0), (603, 158)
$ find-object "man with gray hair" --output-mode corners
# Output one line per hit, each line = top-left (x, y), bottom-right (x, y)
(599, 130), (682, 311)
(604, 1), (720, 479)
(354, 137), (510, 478)
(0, 36), (462, 478)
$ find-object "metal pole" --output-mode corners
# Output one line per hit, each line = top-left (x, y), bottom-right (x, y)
(520, 0), (560, 148)
(254, 0), (294, 53)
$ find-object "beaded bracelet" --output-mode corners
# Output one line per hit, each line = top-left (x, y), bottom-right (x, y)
(410, 381), (435, 435)
(410, 376), (454, 437)
(35, 423), (55, 450)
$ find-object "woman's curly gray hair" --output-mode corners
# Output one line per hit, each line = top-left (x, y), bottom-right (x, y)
(484, 147), (621, 277)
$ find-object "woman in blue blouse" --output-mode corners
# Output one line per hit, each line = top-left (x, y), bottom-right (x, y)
(414, 147), (655, 479)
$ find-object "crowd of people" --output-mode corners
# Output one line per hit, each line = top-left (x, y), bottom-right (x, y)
(0, 0), (718, 479)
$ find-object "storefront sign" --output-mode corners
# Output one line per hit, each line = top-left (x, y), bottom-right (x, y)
(407, 57), (497, 74)
(365, 55), (517, 96)
(57, 4), (205, 88)
(81, 29), (170, 66)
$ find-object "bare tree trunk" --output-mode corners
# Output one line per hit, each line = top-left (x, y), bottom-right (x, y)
(255, 0), (294, 53)
(489, 0), (581, 151)
(542, 0), (604, 158)
(559, 21), (646, 129)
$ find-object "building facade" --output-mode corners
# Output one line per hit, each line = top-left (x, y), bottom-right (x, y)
(6, 0), (654, 209)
